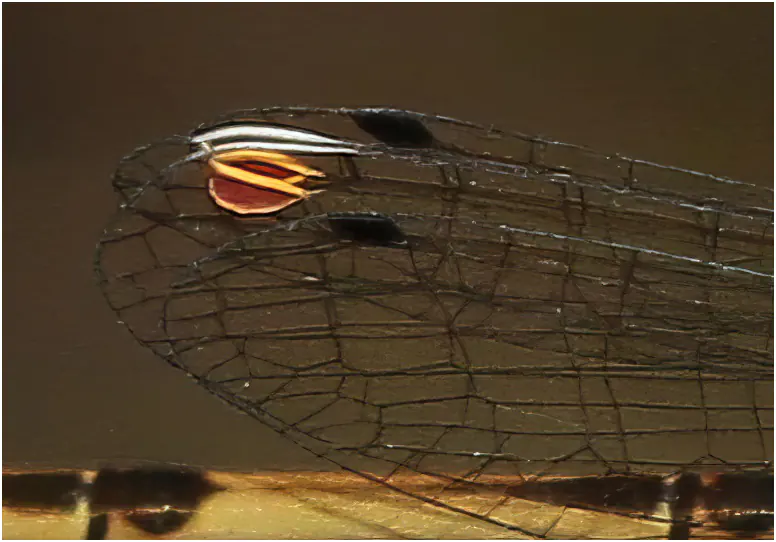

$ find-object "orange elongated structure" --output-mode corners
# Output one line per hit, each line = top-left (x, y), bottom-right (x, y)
(211, 149), (327, 179)
(204, 149), (325, 215)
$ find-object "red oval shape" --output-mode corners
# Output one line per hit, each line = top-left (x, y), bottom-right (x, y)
(208, 176), (302, 215)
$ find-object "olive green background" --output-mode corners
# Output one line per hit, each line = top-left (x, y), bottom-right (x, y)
(4, 4), (772, 471)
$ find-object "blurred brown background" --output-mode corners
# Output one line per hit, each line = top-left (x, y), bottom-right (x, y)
(3, 4), (772, 471)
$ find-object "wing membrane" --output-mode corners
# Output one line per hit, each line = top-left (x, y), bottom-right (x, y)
(96, 107), (773, 538)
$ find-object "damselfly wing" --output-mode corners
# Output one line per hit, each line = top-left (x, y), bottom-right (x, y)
(95, 107), (774, 538)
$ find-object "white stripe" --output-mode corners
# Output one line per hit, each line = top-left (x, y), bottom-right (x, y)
(191, 124), (359, 147)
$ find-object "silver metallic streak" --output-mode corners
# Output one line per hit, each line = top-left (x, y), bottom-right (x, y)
(189, 123), (363, 157)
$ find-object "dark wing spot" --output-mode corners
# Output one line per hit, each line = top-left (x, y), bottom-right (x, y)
(350, 109), (435, 147)
(327, 212), (407, 247)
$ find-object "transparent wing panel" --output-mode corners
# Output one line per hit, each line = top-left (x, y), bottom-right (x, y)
(96, 107), (773, 537)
